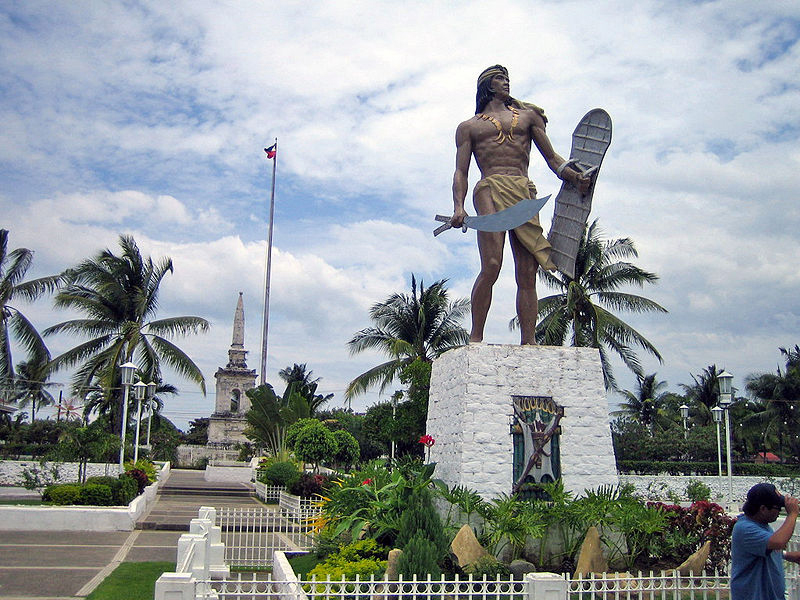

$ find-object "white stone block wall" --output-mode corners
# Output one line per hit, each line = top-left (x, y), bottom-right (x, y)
(620, 474), (800, 507)
(0, 460), (118, 487)
(427, 345), (618, 499)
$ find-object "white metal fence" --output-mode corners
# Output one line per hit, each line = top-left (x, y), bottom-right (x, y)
(278, 491), (322, 522)
(207, 572), (527, 600)
(216, 506), (314, 567)
(253, 481), (285, 503)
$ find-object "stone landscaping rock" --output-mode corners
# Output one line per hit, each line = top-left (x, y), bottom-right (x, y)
(385, 548), (403, 579)
(675, 540), (711, 575)
(451, 524), (489, 568)
(509, 559), (537, 577)
(574, 526), (608, 575)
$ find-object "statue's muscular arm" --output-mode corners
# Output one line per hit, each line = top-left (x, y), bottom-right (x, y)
(529, 112), (590, 193)
(451, 119), (474, 228)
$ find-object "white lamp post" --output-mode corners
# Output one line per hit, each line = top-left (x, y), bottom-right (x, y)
(118, 362), (138, 474)
(712, 405), (724, 501)
(680, 404), (690, 439)
(145, 382), (157, 449)
(133, 381), (147, 463)
(390, 394), (398, 463)
(718, 370), (734, 509)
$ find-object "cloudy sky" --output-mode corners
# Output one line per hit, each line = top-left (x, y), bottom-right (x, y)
(2, 1), (799, 430)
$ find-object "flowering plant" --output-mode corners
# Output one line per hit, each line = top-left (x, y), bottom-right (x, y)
(419, 435), (435, 462)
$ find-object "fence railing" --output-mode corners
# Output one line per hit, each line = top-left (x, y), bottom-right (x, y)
(278, 491), (322, 522)
(215, 506), (314, 568)
(253, 481), (285, 503)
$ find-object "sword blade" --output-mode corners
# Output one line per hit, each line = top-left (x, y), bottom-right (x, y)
(464, 195), (550, 232)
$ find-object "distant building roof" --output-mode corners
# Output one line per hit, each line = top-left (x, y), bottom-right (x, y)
(754, 451), (780, 463)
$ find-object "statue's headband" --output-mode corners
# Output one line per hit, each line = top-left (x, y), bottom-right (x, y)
(477, 65), (508, 88)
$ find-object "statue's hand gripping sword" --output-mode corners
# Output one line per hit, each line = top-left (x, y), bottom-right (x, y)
(432, 195), (551, 237)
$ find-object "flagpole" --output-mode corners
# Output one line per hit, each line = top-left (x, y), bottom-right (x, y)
(260, 138), (277, 386)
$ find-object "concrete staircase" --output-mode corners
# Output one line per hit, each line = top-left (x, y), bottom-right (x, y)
(136, 468), (261, 530)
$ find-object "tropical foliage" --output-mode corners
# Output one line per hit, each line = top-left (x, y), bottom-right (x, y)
(244, 382), (312, 455)
(744, 346), (800, 460)
(9, 356), (59, 421)
(44, 235), (208, 430)
(0, 229), (60, 389)
(614, 373), (672, 433)
(512, 220), (667, 389)
(345, 276), (468, 399)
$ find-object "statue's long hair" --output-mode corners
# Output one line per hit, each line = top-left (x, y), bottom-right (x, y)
(475, 65), (512, 114)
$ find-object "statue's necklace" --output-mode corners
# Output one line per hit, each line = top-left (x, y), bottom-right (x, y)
(477, 107), (519, 144)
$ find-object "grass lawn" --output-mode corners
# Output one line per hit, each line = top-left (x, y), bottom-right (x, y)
(86, 561), (175, 600)
(288, 552), (322, 576)
(0, 499), (42, 505)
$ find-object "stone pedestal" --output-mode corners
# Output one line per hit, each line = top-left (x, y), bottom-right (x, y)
(426, 344), (617, 499)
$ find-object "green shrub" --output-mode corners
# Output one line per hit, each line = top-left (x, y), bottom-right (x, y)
(396, 532), (440, 577)
(289, 473), (331, 498)
(307, 538), (387, 582)
(118, 473), (139, 504)
(617, 460), (800, 477)
(286, 418), (321, 451)
(126, 468), (150, 493)
(466, 555), (510, 578)
(43, 483), (82, 505)
(124, 459), (157, 482)
(294, 421), (336, 470)
(329, 430), (360, 470)
(260, 460), (300, 486)
(86, 476), (125, 505)
(685, 479), (712, 502)
(79, 483), (113, 506)
(395, 487), (448, 557)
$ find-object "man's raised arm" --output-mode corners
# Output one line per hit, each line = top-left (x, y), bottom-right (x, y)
(530, 120), (590, 195)
(451, 122), (472, 228)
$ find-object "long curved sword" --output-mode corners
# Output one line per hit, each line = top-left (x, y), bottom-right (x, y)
(433, 195), (551, 237)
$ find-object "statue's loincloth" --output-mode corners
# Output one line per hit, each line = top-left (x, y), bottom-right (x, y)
(474, 174), (556, 270)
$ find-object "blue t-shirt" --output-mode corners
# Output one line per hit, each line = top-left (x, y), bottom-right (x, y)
(730, 514), (785, 600)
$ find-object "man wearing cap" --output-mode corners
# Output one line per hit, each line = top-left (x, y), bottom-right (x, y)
(731, 482), (800, 599)
(450, 65), (590, 345)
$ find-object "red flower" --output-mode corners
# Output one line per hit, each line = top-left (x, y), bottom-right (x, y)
(419, 435), (436, 448)
(362, 478), (373, 485)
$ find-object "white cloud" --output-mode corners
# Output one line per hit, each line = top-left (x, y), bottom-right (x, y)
(2, 0), (799, 429)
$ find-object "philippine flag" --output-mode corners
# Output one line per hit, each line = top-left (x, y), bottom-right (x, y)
(264, 144), (277, 159)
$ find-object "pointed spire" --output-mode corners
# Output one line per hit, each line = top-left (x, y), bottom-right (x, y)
(232, 291), (245, 349)
(226, 292), (248, 369)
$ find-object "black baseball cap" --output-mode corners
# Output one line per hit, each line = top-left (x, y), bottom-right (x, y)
(743, 483), (785, 513)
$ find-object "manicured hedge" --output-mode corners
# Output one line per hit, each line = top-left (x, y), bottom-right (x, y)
(43, 473), (142, 506)
(617, 460), (800, 477)
(86, 474), (138, 505)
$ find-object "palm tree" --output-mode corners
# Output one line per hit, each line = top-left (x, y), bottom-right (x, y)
(278, 363), (333, 415)
(0, 229), (60, 385)
(279, 363), (319, 388)
(10, 357), (59, 421)
(744, 346), (800, 460)
(345, 276), (469, 400)
(511, 220), (667, 389)
(44, 235), (209, 432)
(614, 373), (671, 433)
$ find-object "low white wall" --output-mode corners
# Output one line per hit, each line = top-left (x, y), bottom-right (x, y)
(619, 474), (798, 507)
(0, 460), (118, 487)
(0, 461), (170, 531)
(204, 465), (253, 483)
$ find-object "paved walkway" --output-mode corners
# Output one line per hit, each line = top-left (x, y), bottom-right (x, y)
(0, 468), (261, 599)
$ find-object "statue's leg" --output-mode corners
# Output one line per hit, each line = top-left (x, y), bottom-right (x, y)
(470, 185), (505, 343)
(509, 230), (540, 345)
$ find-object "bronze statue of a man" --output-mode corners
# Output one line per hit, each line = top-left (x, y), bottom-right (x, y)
(450, 65), (589, 345)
